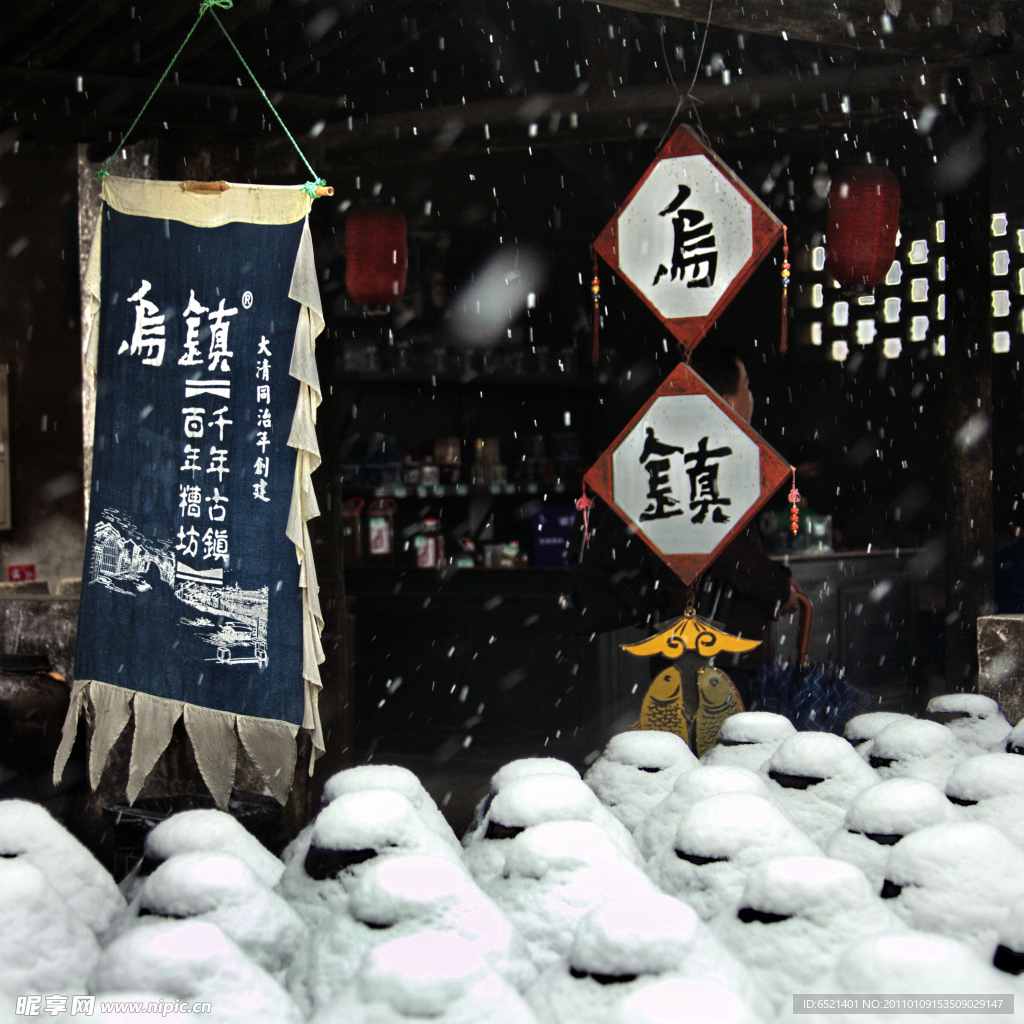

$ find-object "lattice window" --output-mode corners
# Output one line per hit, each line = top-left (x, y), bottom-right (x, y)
(789, 212), (1023, 360)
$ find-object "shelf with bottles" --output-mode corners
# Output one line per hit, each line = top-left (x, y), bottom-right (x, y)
(336, 480), (576, 501)
(337, 335), (618, 389)
(339, 487), (578, 574)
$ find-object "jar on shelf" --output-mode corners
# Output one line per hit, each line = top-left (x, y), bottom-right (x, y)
(414, 519), (445, 568)
(341, 497), (365, 564)
(454, 537), (478, 569)
(367, 498), (397, 564)
(419, 456), (440, 488)
(498, 541), (528, 569)
(401, 455), (421, 487)
(435, 437), (462, 485)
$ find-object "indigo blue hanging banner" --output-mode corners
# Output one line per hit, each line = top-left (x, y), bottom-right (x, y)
(55, 178), (325, 807)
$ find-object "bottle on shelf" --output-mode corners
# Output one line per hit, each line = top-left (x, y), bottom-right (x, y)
(367, 498), (397, 565)
(414, 518), (446, 568)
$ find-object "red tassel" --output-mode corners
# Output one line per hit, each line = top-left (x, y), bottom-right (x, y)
(576, 487), (595, 548)
(780, 224), (790, 354)
(591, 256), (601, 367)
(788, 467), (801, 535)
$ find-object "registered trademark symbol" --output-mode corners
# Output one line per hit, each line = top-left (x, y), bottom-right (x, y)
(242, 291), (253, 309)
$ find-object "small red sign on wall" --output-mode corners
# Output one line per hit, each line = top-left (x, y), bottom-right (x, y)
(8, 564), (36, 582)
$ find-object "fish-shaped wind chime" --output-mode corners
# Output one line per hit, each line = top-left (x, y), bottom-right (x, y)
(625, 608), (760, 757)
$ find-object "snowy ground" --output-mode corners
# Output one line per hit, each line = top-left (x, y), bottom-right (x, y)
(3, 708), (1024, 1023)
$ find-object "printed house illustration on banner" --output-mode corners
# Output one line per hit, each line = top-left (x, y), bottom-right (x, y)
(583, 363), (791, 585)
(593, 125), (783, 351)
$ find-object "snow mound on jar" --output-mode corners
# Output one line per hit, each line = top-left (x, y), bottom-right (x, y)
(0, 858), (100, 997)
(825, 779), (955, 892)
(647, 793), (819, 920)
(129, 851), (304, 981)
(321, 764), (460, 851)
(701, 712), (796, 772)
(945, 753), (1024, 805)
(142, 808), (283, 888)
(610, 977), (767, 1024)
(881, 821), (1024, 955)
(926, 694), (1011, 755)
(867, 719), (967, 788)
(760, 732), (878, 845)
(711, 855), (904, 1015)
(464, 774), (640, 886)
(310, 931), (538, 1024)
(524, 893), (767, 1024)
(797, 931), (1014, 1024)
(0, 798), (125, 937)
(583, 731), (698, 834)
(91, 919), (303, 1024)
(634, 765), (776, 863)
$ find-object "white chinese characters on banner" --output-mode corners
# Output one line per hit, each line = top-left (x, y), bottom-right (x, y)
(617, 156), (753, 321)
(611, 395), (760, 555)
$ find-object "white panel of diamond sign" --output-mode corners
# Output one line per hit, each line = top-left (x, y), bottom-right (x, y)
(618, 155), (753, 320)
(612, 395), (761, 555)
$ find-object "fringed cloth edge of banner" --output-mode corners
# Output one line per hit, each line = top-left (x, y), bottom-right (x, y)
(53, 679), (299, 808)
(64, 175), (325, 806)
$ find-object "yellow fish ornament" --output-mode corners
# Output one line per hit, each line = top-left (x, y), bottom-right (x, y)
(693, 666), (743, 757)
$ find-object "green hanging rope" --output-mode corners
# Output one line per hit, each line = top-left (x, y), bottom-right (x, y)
(95, 0), (325, 198)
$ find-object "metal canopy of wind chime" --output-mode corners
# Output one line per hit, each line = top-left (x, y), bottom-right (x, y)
(53, 0), (333, 808)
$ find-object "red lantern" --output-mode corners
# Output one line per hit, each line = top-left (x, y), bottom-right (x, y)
(345, 207), (408, 306)
(824, 166), (900, 288)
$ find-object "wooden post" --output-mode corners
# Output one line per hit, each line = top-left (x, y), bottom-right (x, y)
(944, 82), (993, 693)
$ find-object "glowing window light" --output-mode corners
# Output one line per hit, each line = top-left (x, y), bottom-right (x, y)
(935, 220), (945, 243)
(994, 332), (1011, 353)
(933, 336), (946, 356)
(856, 319), (877, 346)
(993, 291), (1011, 318)
(884, 297), (901, 323)
(992, 213), (1008, 237)
(936, 256), (945, 282)
(885, 261), (902, 286)
(883, 338), (902, 358)
(911, 278), (929, 302)
(831, 340), (849, 362)
(909, 240), (928, 264)
(812, 247), (826, 272)
(809, 322), (823, 346)
(832, 301), (849, 327)
(910, 316), (929, 341)
(994, 251), (1010, 276)
(935, 294), (945, 319)
(811, 283), (823, 308)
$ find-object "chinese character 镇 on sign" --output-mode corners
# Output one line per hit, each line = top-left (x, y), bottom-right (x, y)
(638, 428), (732, 525)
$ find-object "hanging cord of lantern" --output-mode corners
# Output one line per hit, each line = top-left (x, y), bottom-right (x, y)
(591, 253), (601, 367)
(93, 0), (330, 200)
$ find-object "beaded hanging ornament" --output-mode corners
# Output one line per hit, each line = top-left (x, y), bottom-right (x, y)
(788, 467), (801, 535)
(780, 224), (791, 354)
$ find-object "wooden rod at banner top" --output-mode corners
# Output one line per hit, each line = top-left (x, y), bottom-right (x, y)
(179, 181), (334, 196)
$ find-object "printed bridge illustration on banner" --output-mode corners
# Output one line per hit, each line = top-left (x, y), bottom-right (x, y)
(90, 509), (269, 667)
(54, 177), (327, 808)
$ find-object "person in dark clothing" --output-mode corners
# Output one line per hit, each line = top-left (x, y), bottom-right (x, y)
(673, 344), (800, 703)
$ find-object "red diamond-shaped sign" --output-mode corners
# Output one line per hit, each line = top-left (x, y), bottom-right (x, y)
(583, 364), (790, 585)
(594, 126), (783, 352)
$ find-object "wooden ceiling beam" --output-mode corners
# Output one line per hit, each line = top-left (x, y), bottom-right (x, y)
(581, 0), (1019, 60)
(254, 54), (1018, 168)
